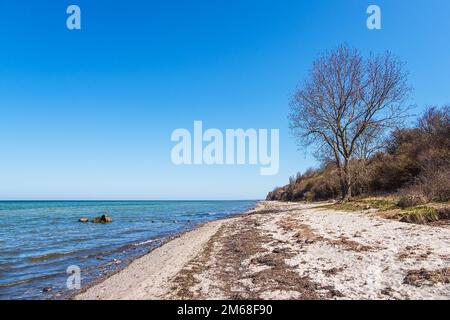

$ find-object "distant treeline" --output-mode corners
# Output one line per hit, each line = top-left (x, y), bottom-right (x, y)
(267, 106), (450, 202)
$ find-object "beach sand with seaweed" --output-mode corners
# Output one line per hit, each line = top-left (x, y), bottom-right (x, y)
(75, 201), (450, 300)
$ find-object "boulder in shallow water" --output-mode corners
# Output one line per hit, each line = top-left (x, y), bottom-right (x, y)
(78, 218), (89, 223)
(92, 215), (113, 224)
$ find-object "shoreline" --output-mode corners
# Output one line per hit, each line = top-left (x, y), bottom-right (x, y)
(71, 203), (262, 300)
(74, 201), (450, 300)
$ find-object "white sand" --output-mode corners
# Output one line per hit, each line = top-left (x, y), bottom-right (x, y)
(270, 205), (450, 299)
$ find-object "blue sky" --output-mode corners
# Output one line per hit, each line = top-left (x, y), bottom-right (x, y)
(0, 0), (449, 200)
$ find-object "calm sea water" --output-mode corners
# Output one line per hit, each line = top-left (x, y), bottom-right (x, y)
(0, 200), (256, 300)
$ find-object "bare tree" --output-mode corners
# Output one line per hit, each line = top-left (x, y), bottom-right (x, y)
(289, 44), (411, 201)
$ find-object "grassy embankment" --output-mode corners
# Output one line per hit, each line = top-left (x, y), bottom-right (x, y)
(321, 197), (450, 225)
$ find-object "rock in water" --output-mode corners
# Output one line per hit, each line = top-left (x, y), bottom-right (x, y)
(92, 215), (113, 224)
(78, 218), (89, 223)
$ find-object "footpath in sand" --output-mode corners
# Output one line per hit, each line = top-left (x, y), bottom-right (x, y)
(76, 202), (450, 300)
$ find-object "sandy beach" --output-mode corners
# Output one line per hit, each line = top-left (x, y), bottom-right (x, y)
(75, 201), (450, 300)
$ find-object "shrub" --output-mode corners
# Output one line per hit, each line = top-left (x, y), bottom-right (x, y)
(304, 191), (316, 202)
(266, 105), (450, 202)
(397, 194), (427, 208)
(399, 207), (439, 224)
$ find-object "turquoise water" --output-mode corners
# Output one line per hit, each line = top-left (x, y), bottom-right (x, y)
(0, 200), (256, 300)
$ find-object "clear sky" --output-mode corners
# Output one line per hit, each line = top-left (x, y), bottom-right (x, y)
(0, 0), (449, 200)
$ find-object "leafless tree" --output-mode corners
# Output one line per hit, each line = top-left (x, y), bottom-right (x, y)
(289, 44), (411, 201)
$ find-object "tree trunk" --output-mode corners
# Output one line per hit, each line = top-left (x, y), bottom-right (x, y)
(342, 179), (352, 202)
(341, 160), (352, 202)
(339, 176), (347, 201)
(335, 156), (352, 202)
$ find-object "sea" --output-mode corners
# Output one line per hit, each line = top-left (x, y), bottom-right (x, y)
(0, 200), (257, 299)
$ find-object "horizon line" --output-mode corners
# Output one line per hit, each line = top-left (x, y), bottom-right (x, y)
(0, 199), (263, 202)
